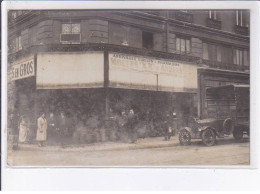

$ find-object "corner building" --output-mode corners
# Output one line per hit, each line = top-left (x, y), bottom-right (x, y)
(8, 10), (250, 138)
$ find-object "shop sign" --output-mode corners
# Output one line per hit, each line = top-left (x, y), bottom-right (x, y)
(109, 53), (197, 92)
(36, 52), (104, 89)
(10, 57), (35, 81)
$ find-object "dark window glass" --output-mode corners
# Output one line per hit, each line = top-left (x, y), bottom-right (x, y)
(142, 31), (153, 49)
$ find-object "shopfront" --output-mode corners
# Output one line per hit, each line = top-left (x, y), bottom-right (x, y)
(9, 51), (199, 141)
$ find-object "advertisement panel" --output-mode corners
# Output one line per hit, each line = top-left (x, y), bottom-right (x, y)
(9, 56), (35, 81)
(109, 53), (197, 92)
(37, 52), (104, 89)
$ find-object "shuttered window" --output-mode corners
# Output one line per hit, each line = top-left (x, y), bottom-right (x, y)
(233, 49), (243, 65)
(176, 37), (191, 54)
(203, 42), (222, 62)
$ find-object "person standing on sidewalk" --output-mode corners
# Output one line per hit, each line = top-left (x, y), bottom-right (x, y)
(18, 115), (30, 143)
(57, 111), (69, 147)
(47, 112), (57, 145)
(126, 109), (138, 143)
(36, 112), (48, 147)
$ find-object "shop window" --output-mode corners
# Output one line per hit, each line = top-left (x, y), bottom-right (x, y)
(176, 37), (191, 54)
(142, 31), (153, 49)
(60, 23), (81, 44)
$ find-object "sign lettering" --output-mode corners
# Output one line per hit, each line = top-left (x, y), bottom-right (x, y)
(10, 57), (35, 81)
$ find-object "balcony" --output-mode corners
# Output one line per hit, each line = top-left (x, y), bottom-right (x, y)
(234, 25), (249, 36)
(206, 18), (222, 30)
(175, 11), (193, 23)
(201, 59), (247, 72)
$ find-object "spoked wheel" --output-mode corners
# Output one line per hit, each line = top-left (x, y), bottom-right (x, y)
(179, 130), (191, 146)
(233, 127), (243, 141)
(201, 128), (216, 146)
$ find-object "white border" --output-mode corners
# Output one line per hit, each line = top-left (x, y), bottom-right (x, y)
(1, 1), (260, 190)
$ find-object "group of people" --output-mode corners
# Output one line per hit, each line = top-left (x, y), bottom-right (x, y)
(8, 111), (71, 149)
(7, 108), (179, 150)
(106, 108), (178, 143)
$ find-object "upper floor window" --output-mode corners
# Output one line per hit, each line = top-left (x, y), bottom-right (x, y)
(142, 31), (153, 49)
(15, 35), (22, 52)
(61, 23), (81, 44)
(233, 49), (244, 66)
(62, 23), (80, 34)
(209, 10), (218, 20)
(236, 10), (247, 27)
(202, 43), (221, 62)
(176, 36), (191, 54)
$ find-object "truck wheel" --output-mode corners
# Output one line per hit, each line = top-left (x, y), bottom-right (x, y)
(179, 130), (191, 146)
(233, 127), (243, 141)
(202, 128), (216, 146)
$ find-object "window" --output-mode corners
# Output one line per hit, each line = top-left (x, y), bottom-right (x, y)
(61, 23), (81, 43)
(233, 49), (243, 65)
(209, 10), (218, 20)
(15, 36), (22, 51)
(62, 23), (80, 34)
(142, 31), (153, 49)
(176, 37), (190, 54)
(236, 11), (247, 27)
(202, 42), (221, 62)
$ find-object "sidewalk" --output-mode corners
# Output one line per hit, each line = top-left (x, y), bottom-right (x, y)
(14, 136), (180, 152)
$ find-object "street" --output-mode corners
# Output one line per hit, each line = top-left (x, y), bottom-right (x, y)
(7, 136), (250, 166)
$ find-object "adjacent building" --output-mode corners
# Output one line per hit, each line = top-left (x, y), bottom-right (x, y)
(7, 10), (250, 137)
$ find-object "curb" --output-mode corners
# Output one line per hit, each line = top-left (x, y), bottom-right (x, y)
(10, 139), (180, 153)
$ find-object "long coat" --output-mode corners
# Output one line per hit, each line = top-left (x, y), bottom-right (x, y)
(19, 119), (29, 143)
(36, 117), (48, 141)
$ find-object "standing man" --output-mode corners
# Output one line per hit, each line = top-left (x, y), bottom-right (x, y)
(57, 111), (69, 147)
(36, 112), (48, 147)
(47, 112), (57, 145)
(126, 109), (138, 143)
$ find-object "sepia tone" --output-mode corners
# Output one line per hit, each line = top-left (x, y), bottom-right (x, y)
(7, 10), (250, 166)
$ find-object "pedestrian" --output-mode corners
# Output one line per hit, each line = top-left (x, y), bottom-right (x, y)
(47, 112), (57, 145)
(163, 112), (172, 141)
(116, 110), (128, 141)
(18, 115), (30, 143)
(57, 111), (69, 147)
(36, 112), (48, 147)
(126, 109), (138, 143)
(8, 112), (19, 150)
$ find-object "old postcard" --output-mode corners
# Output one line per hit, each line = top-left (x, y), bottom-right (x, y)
(5, 9), (250, 167)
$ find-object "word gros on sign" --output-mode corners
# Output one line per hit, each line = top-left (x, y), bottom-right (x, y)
(10, 58), (35, 81)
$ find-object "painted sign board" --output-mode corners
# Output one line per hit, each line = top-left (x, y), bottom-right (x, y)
(36, 52), (104, 89)
(10, 56), (35, 81)
(109, 53), (197, 92)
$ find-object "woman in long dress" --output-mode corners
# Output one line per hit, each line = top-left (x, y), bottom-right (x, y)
(36, 112), (48, 147)
(18, 115), (29, 143)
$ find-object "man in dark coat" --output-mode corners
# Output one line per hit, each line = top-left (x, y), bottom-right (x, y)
(57, 111), (69, 147)
(47, 112), (57, 145)
(163, 112), (172, 141)
(126, 109), (138, 143)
